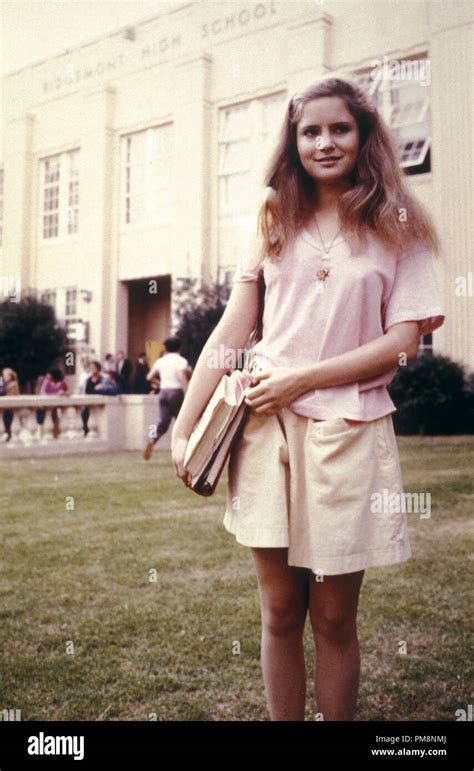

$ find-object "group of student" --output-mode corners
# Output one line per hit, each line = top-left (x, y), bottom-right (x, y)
(0, 338), (191, 443)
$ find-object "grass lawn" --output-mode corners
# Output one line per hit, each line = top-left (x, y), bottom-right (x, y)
(0, 437), (472, 721)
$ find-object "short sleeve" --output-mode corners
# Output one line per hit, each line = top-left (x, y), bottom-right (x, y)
(232, 245), (263, 283)
(231, 218), (265, 283)
(232, 263), (259, 283)
(382, 246), (445, 336)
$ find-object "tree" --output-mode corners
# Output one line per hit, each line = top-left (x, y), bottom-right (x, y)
(173, 278), (232, 368)
(0, 294), (68, 393)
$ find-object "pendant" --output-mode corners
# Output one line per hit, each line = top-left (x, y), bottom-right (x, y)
(317, 266), (330, 281)
(321, 253), (330, 261)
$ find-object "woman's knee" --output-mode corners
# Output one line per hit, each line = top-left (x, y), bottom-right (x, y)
(309, 571), (364, 644)
(262, 598), (307, 637)
(251, 548), (309, 636)
(311, 607), (358, 644)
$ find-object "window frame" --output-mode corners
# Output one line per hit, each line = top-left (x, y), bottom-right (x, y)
(120, 123), (174, 229)
(217, 91), (287, 222)
(349, 55), (432, 174)
(39, 150), (80, 241)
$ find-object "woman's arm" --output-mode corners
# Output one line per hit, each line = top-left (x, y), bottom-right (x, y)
(296, 320), (421, 392)
(172, 280), (259, 441)
(243, 321), (421, 414)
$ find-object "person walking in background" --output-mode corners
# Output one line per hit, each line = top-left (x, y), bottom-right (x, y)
(133, 353), (150, 394)
(143, 336), (189, 461)
(116, 350), (132, 394)
(1, 368), (20, 442)
(81, 361), (105, 436)
(36, 367), (69, 439)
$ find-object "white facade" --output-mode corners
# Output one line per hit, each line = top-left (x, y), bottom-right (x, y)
(0, 0), (472, 383)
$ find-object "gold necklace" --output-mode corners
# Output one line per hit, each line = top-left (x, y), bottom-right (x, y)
(313, 215), (343, 282)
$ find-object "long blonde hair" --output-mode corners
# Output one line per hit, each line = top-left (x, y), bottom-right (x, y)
(250, 77), (440, 266)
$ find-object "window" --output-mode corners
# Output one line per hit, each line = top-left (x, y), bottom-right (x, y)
(40, 150), (80, 239)
(389, 80), (430, 173)
(64, 288), (81, 346)
(218, 101), (252, 217)
(67, 151), (79, 234)
(0, 169), (3, 249)
(122, 124), (173, 225)
(40, 287), (82, 362)
(418, 333), (433, 355)
(349, 56), (431, 175)
(65, 288), (77, 318)
(125, 130), (145, 224)
(218, 92), (286, 219)
(43, 156), (60, 238)
(260, 93), (288, 147)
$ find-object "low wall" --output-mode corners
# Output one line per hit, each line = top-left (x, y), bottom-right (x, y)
(0, 394), (172, 458)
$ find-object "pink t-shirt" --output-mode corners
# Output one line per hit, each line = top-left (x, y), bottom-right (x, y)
(232, 227), (445, 421)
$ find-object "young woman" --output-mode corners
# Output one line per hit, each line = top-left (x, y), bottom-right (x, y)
(171, 78), (445, 721)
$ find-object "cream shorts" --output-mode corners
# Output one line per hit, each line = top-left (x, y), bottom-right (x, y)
(223, 407), (411, 576)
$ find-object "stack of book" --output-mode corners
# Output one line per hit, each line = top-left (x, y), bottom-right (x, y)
(183, 368), (254, 496)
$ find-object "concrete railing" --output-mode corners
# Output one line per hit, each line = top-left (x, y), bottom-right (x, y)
(0, 394), (170, 458)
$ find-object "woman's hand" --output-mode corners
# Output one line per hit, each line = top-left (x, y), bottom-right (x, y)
(171, 434), (193, 488)
(242, 367), (303, 416)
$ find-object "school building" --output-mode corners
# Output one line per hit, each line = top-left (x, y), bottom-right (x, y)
(0, 0), (472, 386)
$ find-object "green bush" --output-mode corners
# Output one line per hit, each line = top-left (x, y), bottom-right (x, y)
(388, 353), (473, 435)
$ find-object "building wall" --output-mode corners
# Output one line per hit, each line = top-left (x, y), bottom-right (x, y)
(0, 0), (472, 380)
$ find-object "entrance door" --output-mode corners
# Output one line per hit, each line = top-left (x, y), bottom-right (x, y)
(126, 275), (171, 376)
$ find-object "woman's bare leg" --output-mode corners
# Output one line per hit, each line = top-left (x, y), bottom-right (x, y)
(250, 547), (309, 720)
(308, 570), (365, 721)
